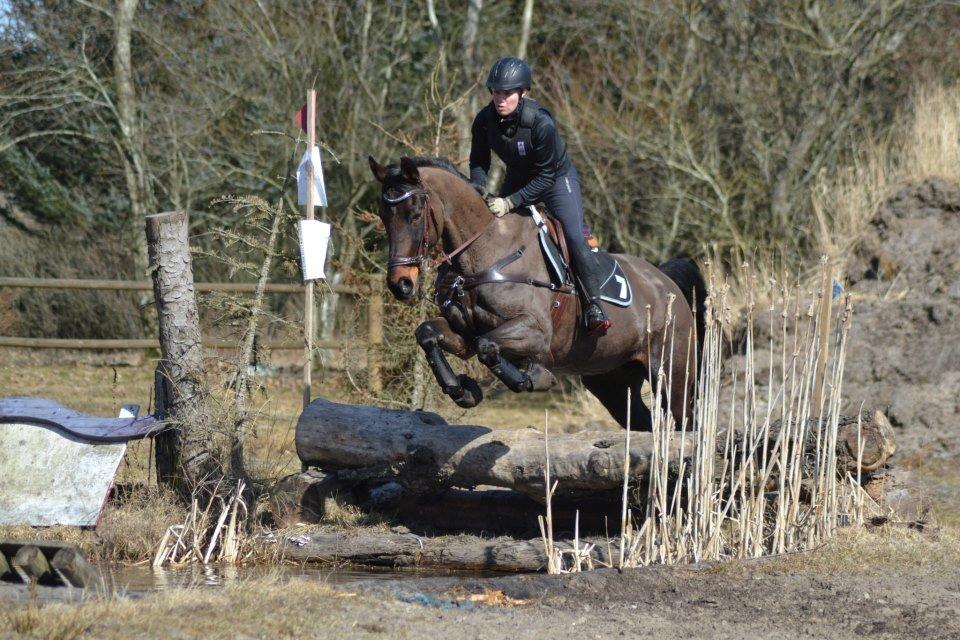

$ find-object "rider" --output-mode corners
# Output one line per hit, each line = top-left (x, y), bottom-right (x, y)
(469, 56), (611, 335)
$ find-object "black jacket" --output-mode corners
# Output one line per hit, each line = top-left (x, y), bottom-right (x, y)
(469, 98), (573, 207)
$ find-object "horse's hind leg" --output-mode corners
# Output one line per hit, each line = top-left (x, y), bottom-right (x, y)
(582, 364), (653, 430)
(415, 319), (482, 408)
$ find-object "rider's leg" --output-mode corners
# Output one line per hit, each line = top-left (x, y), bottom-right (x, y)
(542, 169), (611, 334)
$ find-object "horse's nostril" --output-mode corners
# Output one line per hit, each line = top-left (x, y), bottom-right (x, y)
(398, 277), (414, 296)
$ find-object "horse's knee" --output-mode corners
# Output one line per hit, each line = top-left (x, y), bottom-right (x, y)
(415, 321), (441, 349)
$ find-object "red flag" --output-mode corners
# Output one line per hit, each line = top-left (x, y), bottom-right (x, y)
(292, 103), (308, 133)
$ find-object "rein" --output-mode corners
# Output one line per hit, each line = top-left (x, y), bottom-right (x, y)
(382, 184), (574, 303)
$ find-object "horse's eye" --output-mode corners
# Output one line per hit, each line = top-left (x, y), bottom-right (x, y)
(409, 209), (422, 221)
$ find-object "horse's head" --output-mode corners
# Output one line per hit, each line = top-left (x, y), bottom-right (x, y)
(368, 155), (438, 303)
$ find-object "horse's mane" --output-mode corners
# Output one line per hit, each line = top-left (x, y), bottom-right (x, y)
(385, 156), (469, 183)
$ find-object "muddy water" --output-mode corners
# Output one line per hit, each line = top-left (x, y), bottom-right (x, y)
(0, 563), (498, 603)
(99, 563), (492, 595)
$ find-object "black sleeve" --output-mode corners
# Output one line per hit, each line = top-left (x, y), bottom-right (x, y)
(508, 114), (559, 206)
(468, 111), (490, 190)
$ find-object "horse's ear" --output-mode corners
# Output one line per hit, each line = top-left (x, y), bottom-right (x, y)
(399, 156), (421, 184)
(368, 156), (388, 183)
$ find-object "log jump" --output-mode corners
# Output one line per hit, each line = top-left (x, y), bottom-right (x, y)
(295, 397), (896, 504)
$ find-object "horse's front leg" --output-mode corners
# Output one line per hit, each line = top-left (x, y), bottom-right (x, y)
(475, 315), (556, 393)
(415, 318), (483, 408)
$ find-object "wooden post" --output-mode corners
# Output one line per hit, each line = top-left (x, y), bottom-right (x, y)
(302, 89), (317, 410)
(146, 210), (211, 492)
(367, 278), (384, 395)
(811, 258), (833, 414)
(51, 548), (100, 589)
(13, 546), (51, 582)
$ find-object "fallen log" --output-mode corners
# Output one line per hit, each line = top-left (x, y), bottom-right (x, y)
(273, 470), (621, 536)
(295, 398), (896, 501)
(282, 530), (613, 572)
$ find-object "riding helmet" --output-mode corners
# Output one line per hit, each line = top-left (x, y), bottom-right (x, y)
(485, 56), (532, 92)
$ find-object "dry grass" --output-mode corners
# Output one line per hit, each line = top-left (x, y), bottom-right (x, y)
(813, 83), (960, 268)
(0, 578), (351, 640)
(631, 271), (859, 566)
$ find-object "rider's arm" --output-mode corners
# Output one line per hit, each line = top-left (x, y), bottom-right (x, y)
(468, 112), (490, 192)
(506, 114), (558, 207)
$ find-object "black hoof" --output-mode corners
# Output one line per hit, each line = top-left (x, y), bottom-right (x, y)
(452, 375), (483, 408)
(525, 365), (557, 391)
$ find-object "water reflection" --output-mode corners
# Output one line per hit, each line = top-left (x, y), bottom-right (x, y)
(101, 563), (470, 594)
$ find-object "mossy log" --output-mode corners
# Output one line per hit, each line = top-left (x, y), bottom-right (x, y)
(295, 398), (896, 501)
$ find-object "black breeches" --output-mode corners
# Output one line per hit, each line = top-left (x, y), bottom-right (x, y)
(540, 170), (603, 297)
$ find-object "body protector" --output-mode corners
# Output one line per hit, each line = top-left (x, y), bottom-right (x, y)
(468, 98), (573, 207)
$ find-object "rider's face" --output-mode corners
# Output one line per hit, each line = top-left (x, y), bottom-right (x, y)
(492, 89), (526, 117)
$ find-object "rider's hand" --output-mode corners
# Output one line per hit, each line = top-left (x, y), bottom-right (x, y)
(485, 195), (514, 217)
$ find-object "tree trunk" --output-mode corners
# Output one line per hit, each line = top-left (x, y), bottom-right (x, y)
(456, 0), (483, 168)
(114, 0), (153, 274)
(295, 398), (896, 501)
(146, 210), (213, 493)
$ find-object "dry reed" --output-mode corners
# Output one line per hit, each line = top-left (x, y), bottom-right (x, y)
(152, 480), (256, 567)
(539, 264), (865, 573)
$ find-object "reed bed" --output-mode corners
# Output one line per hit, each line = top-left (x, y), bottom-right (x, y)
(152, 480), (255, 566)
(542, 262), (867, 573)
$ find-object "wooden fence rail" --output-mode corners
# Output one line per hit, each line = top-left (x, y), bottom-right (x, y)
(0, 277), (376, 357)
(0, 277), (360, 295)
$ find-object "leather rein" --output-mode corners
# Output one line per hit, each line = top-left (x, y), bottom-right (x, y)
(381, 187), (575, 302)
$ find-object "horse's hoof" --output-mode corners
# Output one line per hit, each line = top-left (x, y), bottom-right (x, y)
(525, 365), (557, 391)
(452, 375), (483, 408)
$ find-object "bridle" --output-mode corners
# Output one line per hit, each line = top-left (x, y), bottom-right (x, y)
(382, 187), (433, 269)
(382, 186), (494, 270)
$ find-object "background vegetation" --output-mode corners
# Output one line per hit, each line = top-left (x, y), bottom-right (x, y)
(1, 0), (959, 338)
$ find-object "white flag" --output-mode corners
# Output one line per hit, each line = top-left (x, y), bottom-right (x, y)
(298, 219), (332, 282)
(297, 146), (328, 208)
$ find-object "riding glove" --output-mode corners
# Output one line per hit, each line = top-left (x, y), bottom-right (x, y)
(485, 195), (514, 217)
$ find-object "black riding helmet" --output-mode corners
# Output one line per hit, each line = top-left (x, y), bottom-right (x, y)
(485, 56), (532, 92)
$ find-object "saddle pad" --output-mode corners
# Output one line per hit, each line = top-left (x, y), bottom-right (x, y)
(596, 251), (633, 307)
(535, 220), (633, 308)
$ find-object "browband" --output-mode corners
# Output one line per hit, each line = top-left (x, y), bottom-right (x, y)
(381, 189), (425, 204)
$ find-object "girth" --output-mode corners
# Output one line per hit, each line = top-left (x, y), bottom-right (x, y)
(437, 244), (576, 341)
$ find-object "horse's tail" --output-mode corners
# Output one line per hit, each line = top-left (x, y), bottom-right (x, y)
(657, 258), (707, 362)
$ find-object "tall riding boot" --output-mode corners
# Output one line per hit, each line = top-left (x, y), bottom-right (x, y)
(574, 251), (611, 336)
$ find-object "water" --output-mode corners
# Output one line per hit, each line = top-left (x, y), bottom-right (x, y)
(98, 563), (488, 595)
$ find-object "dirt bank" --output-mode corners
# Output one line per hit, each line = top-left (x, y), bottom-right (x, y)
(844, 179), (960, 458)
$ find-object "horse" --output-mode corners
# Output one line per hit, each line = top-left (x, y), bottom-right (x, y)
(368, 155), (706, 430)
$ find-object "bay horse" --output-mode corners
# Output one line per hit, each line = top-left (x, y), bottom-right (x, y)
(368, 155), (705, 430)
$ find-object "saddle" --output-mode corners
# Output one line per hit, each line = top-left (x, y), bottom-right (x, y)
(528, 206), (633, 308)
(433, 207), (632, 340)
